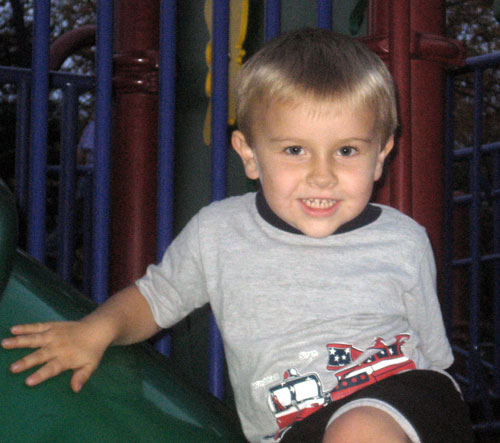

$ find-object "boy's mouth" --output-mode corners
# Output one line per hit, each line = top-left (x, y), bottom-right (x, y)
(301, 198), (337, 209)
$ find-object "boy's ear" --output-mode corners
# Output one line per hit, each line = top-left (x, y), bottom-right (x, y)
(232, 130), (260, 180)
(374, 135), (394, 181)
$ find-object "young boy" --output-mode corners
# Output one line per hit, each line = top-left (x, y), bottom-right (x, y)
(2, 29), (473, 442)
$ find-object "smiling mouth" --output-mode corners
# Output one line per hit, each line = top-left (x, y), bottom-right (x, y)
(302, 198), (337, 209)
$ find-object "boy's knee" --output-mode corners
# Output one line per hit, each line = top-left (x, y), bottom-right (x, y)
(322, 406), (411, 443)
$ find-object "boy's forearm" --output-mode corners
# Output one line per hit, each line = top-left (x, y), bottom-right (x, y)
(80, 284), (162, 347)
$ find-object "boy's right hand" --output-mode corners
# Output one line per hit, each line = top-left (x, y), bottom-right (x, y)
(1, 320), (111, 393)
(2, 285), (160, 393)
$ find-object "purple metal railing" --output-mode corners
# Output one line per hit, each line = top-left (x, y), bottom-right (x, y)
(92, 0), (114, 304)
(57, 83), (80, 281)
(1, 0), (108, 303)
(157, 0), (177, 261)
(208, 0), (230, 400)
(317, 0), (333, 29)
(444, 51), (500, 431)
(0, 66), (95, 275)
(155, 0), (177, 359)
(28, 0), (50, 262)
(14, 78), (30, 218)
(265, 0), (281, 41)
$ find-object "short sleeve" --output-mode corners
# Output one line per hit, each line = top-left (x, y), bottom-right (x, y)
(135, 214), (209, 329)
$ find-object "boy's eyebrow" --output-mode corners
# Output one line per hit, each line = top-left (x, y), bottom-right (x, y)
(269, 136), (377, 144)
(339, 137), (377, 144)
(268, 136), (302, 143)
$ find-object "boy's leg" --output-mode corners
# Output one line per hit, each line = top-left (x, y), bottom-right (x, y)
(280, 370), (474, 443)
(322, 406), (410, 443)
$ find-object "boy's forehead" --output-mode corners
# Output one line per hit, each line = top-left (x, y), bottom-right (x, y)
(261, 95), (376, 123)
(262, 91), (340, 110)
(248, 96), (381, 143)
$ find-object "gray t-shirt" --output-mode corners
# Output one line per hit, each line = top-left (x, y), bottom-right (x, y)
(136, 192), (453, 442)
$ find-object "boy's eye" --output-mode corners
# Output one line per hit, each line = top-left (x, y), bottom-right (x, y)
(285, 146), (305, 155)
(338, 146), (357, 157)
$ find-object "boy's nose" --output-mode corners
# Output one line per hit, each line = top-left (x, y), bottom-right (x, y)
(306, 158), (337, 188)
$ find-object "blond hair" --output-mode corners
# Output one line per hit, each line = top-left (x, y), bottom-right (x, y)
(235, 28), (398, 145)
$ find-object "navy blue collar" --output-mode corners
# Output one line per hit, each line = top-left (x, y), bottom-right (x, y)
(256, 190), (381, 235)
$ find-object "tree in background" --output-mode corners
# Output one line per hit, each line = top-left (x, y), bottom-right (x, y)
(0, 0), (96, 185)
(445, 0), (500, 354)
(0, 1), (96, 282)
(445, 0), (499, 216)
(446, 0), (500, 151)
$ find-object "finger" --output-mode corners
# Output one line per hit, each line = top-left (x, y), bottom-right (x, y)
(2, 331), (52, 350)
(25, 358), (66, 387)
(2, 323), (53, 349)
(71, 366), (94, 393)
(10, 322), (53, 335)
(9, 347), (53, 373)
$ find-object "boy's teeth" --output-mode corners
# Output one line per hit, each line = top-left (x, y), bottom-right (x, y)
(302, 198), (336, 209)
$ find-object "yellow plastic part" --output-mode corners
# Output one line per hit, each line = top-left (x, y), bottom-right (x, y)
(204, 0), (249, 145)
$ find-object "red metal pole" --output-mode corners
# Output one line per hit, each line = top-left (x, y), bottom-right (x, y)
(49, 25), (96, 70)
(409, 0), (447, 269)
(110, 0), (160, 292)
(388, 0), (412, 216)
(367, 0), (464, 276)
(367, 0), (391, 206)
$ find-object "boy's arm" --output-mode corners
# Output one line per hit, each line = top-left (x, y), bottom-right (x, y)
(1, 284), (161, 392)
(80, 284), (162, 346)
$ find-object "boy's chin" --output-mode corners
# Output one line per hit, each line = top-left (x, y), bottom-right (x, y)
(303, 231), (336, 238)
(297, 224), (339, 238)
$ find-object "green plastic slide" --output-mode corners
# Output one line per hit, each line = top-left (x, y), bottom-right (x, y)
(0, 180), (245, 442)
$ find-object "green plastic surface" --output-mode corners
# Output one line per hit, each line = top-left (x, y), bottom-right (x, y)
(0, 184), (245, 442)
(0, 180), (17, 294)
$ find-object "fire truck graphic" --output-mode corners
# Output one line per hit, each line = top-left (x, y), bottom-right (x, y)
(266, 334), (415, 440)
(267, 368), (327, 430)
(266, 368), (327, 440)
(328, 334), (416, 401)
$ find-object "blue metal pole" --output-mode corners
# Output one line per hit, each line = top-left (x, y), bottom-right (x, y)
(442, 72), (455, 332)
(468, 67), (483, 400)
(92, 0), (114, 304)
(316, 0), (332, 29)
(265, 0), (281, 41)
(28, 0), (51, 261)
(493, 143), (500, 396)
(82, 171), (93, 298)
(57, 83), (79, 282)
(211, 1), (229, 203)
(157, 0), (177, 260)
(155, 0), (177, 357)
(15, 77), (31, 220)
(208, 0), (230, 400)
(465, 51), (500, 69)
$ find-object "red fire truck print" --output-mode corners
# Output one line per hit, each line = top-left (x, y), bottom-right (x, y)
(327, 334), (416, 401)
(265, 334), (416, 440)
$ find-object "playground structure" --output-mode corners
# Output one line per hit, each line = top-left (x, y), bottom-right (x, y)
(1, 0), (500, 437)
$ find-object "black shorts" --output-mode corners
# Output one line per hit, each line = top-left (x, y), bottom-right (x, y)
(280, 370), (474, 443)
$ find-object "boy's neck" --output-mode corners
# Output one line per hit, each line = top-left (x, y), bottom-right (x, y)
(256, 190), (381, 236)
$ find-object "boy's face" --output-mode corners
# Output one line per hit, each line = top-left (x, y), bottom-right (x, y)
(232, 98), (394, 238)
